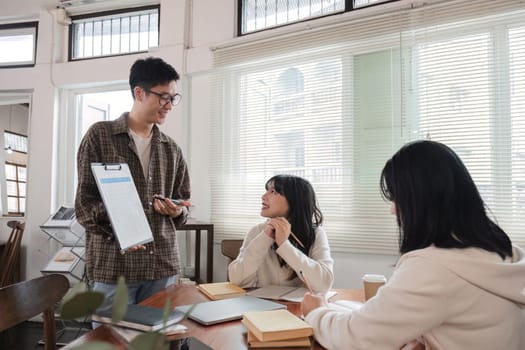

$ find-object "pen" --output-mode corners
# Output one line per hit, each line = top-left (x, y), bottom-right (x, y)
(290, 231), (305, 248)
(153, 195), (192, 207)
(300, 270), (313, 293)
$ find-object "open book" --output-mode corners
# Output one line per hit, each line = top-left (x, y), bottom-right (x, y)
(197, 282), (246, 300)
(241, 309), (313, 342)
(247, 285), (337, 302)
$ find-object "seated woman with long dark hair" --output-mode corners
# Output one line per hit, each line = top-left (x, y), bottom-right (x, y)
(228, 174), (334, 293)
(302, 140), (525, 350)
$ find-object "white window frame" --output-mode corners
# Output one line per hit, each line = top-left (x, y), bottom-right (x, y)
(55, 84), (129, 207)
(238, 0), (398, 35)
(69, 5), (160, 61)
(0, 22), (38, 68)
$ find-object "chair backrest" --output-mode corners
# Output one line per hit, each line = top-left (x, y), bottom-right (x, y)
(0, 220), (25, 287)
(0, 274), (69, 350)
(221, 239), (243, 263)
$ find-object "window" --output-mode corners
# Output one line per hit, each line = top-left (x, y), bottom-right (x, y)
(4, 131), (28, 153)
(0, 22), (38, 68)
(208, 0), (525, 253)
(70, 6), (159, 60)
(1, 101), (29, 217)
(353, 0), (391, 8)
(56, 87), (132, 205)
(239, 0), (396, 35)
(5, 162), (26, 215)
(4, 131), (28, 216)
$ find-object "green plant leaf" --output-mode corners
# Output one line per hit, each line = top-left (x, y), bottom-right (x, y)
(111, 276), (129, 323)
(162, 299), (171, 327)
(129, 331), (167, 350)
(68, 341), (117, 350)
(61, 282), (88, 304)
(60, 291), (105, 319)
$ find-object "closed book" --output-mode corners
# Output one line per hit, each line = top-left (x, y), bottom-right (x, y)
(197, 282), (246, 300)
(92, 304), (185, 332)
(241, 309), (313, 342)
(247, 331), (311, 348)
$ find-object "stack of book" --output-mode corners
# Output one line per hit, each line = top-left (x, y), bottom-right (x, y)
(197, 281), (246, 300)
(241, 309), (313, 348)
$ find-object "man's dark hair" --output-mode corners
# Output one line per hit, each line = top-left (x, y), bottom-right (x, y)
(129, 57), (180, 99)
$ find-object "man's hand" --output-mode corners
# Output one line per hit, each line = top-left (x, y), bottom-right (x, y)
(153, 195), (184, 218)
(127, 245), (147, 252)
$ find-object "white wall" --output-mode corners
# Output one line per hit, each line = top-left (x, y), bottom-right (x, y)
(0, 0), (397, 288)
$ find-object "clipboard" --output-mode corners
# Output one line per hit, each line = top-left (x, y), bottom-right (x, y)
(91, 163), (154, 251)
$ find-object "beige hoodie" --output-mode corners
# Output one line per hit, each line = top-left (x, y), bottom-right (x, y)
(306, 245), (525, 350)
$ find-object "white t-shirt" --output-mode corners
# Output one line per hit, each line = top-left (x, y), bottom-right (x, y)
(129, 128), (152, 179)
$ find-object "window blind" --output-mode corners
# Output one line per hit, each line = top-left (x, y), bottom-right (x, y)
(203, 0), (525, 253)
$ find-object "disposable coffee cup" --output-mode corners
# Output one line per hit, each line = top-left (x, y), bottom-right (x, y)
(362, 274), (387, 301)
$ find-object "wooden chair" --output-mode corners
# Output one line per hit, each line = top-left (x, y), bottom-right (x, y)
(221, 239), (243, 281)
(0, 274), (69, 350)
(0, 220), (25, 287)
(221, 239), (243, 263)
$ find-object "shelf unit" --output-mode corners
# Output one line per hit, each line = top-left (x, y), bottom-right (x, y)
(40, 206), (86, 283)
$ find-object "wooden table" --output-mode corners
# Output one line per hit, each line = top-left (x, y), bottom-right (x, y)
(176, 220), (214, 283)
(62, 285), (364, 350)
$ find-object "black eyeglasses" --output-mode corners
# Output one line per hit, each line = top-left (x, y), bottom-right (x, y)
(145, 89), (182, 107)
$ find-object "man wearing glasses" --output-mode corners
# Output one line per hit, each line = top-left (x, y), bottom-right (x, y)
(75, 57), (190, 313)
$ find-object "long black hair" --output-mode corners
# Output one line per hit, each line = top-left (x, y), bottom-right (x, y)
(266, 174), (323, 256)
(380, 140), (512, 259)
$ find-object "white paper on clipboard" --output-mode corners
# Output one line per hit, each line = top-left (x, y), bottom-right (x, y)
(91, 163), (153, 251)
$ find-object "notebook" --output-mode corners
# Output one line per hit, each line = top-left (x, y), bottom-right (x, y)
(92, 304), (186, 332)
(174, 295), (286, 325)
(247, 285), (338, 302)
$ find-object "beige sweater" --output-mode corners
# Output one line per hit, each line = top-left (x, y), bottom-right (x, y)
(306, 245), (525, 350)
(228, 222), (334, 293)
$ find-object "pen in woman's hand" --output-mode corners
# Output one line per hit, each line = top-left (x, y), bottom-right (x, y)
(290, 231), (305, 248)
(300, 270), (313, 293)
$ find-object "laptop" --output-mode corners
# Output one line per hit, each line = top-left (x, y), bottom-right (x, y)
(174, 295), (286, 325)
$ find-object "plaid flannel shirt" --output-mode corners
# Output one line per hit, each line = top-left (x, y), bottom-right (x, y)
(74, 113), (190, 283)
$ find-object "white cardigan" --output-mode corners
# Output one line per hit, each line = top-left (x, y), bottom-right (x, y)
(228, 222), (334, 293)
(305, 245), (525, 350)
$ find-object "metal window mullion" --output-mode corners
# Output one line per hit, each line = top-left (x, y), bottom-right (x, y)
(99, 20), (103, 56)
(264, 0), (267, 28)
(128, 15), (131, 52)
(110, 18), (113, 53)
(254, 0), (258, 29)
(148, 13), (151, 48)
(138, 15), (141, 51)
(119, 17), (122, 53)
(91, 20), (95, 57)
(286, 0), (289, 23)
(16, 165), (19, 212)
(82, 23), (86, 58)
